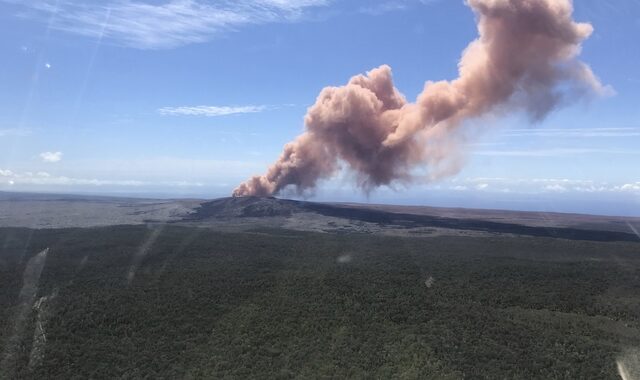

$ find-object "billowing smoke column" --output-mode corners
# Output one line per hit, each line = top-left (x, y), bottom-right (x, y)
(233, 0), (607, 197)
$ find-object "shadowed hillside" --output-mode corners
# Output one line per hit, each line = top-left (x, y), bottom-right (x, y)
(187, 197), (640, 243)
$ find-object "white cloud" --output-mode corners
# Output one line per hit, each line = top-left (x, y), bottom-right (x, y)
(158, 105), (267, 117)
(457, 177), (640, 195)
(544, 184), (567, 192)
(619, 182), (640, 192)
(40, 151), (63, 163)
(6, 0), (330, 49)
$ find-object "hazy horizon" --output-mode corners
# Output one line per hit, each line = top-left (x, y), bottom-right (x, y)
(3, 188), (640, 218)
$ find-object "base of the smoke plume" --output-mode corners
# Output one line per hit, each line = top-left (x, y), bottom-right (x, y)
(232, 115), (471, 198)
(263, 112), (515, 197)
(232, 176), (321, 199)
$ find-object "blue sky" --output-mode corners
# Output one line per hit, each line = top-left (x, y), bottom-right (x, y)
(0, 0), (639, 215)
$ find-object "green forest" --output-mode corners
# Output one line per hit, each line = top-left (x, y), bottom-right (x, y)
(1, 225), (639, 379)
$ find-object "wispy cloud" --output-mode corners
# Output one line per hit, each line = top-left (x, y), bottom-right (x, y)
(39, 151), (63, 163)
(359, 0), (437, 15)
(474, 148), (640, 157)
(500, 127), (640, 138)
(5, 0), (330, 49)
(0, 128), (32, 137)
(359, 1), (409, 15)
(158, 105), (267, 117)
(0, 169), (203, 187)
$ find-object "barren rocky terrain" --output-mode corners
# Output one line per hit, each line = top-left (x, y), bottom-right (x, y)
(2, 192), (638, 242)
